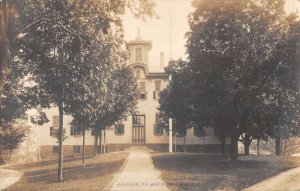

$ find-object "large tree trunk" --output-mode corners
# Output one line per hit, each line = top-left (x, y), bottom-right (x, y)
(82, 126), (85, 167)
(0, 0), (9, 95)
(275, 134), (281, 156)
(93, 128), (99, 155)
(57, 93), (64, 181)
(230, 135), (239, 161)
(243, 134), (252, 155)
(244, 143), (250, 155)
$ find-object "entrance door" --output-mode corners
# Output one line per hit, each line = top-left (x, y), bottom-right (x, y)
(132, 115), (146, 144)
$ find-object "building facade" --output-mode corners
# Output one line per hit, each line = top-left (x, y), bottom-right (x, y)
(29, 36), (223, 159)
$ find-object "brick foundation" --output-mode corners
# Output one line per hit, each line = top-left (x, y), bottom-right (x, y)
(41, 145), (94, 160)
(39, 143), (230, 160)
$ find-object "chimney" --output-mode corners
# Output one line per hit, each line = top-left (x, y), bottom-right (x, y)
(160, 52), (164, 67)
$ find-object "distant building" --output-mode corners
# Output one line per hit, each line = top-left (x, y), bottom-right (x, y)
(26, 36), (223, 159)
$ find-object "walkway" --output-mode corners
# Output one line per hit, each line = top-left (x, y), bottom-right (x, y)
(243, 167), (300, 191)
(109, 146), (169, 191)
(0, 169), (23, 191)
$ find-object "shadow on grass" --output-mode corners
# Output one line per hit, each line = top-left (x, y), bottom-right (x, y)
(153, 154), (268, 174)
(8, 155), (94, 170)
(152, 153), (292, 190)
(25, 161), (122, 184)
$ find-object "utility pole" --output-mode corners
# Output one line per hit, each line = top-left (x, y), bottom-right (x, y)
(169, 117), (173, 153)
(168, 10), (173, 153)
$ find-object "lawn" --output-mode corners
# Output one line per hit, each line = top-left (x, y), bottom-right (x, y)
(5, 152), (128, 191)
(151, 153), (300, 191)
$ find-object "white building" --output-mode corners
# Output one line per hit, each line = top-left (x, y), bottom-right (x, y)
(31, 36), (222, 159)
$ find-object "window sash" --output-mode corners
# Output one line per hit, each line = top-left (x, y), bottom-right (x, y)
(155, 81), (161, 92)
(135, 47), (142, 61)
(154, 124), (163, 136)
(133, 115), (145, 126)
(140, 82), (146, 91)
(53, 116), (59, 127)
(115, 124), (124, 135)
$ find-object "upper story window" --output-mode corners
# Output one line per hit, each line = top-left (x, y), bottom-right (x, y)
(153, 80), (161, 100)
(139, 82), (147, 100)
(129, 47), (134, 61)
(135, 47), (142, 61)
(50, 116), (59, 137)
(155, 80), (161, 91)
(140, 82), (146, 91)
(136, 70), (141, 78)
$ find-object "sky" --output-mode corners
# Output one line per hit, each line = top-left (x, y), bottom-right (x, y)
(123, 0), (300, 71)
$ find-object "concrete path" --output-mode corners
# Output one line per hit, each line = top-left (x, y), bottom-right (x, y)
(0, 169), (23, 191)
(109, 147), (169, 191)
(243, 167), (300, 191)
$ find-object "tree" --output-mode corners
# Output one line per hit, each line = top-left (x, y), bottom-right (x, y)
(0, 39), (47, 161)
(89, 65), (139, 155)
(268, 18), (300, 155)
(12, 0), (132, 181)
(185, 0), (299, 159)
(6, 0), (153, 180)
(159, 59), (194, 138)
(0, 0), (20, 96)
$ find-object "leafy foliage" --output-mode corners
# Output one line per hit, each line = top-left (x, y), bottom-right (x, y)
(160, 0), (300, 159)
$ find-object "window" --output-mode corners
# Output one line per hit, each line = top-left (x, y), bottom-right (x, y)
(53, 116), (59, 126)
(115, 124), (124, 135)
(133, 115), (145, 126)
(50, 126), (57, 137)
(194, 127), (207, 137)
(154, 113), (163, 136)
(153, 91), (159, 100)
(129, 47), (134, 61)
(135, 47), (142, 61)
(53, 146), (59, 153)
(155, 113), (162, 124)
(136, 70), (141, 78)
(153, 81), (161, 100)
(70, 126), (82, 136)
(139, 82), (147, 100)
(73, 146), (81, 153)
(140, 92), (147, 100)
(154, 124), (163, 136)
(50, 116), (59, 137)
(155, 80), (161, 91)
(140, 82), (146, 91)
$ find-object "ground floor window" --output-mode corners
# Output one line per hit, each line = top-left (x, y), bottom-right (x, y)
(115, 124), (124, 135)
(53, 146), (59, 153)
(70, 126), (82, 136)
(154, 113), (163, 136)
(50, 126), (58, 137)
(154, 124), (163, 136)
(73, 146), (81, 153)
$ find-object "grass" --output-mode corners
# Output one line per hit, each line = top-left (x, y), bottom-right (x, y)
(5, 152), (128, 191)
(151, 152), (300, 191)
